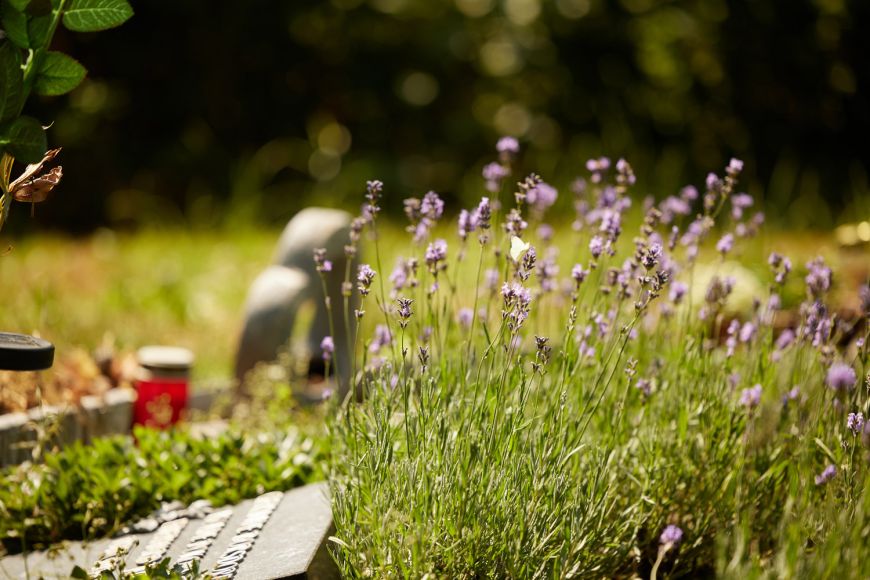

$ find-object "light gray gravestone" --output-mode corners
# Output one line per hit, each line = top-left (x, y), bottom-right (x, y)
(0, 482), (337, 579)
(235, 208), (356, 395)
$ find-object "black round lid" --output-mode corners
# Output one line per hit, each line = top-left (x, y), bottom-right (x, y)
(0, 332), (55, 371)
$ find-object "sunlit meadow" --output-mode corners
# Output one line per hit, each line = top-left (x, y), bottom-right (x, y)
(324, 140), (869, 578)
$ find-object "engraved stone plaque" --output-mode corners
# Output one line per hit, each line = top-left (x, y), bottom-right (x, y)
(0, 483), (337, 579)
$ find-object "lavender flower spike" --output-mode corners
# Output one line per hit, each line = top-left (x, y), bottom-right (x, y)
(357, 264), (376, 296)
(826, 362), (857, 391)
(716, 233), (734, 256)
(739, 384), (762, 408)
(496, 136), (519, 156)
(425, 238), (448, 273)
(815, 464), (836, 486)
(847, 412), (865, 436)
(659, 525), (683, 546)
(321, 336), (334, 361)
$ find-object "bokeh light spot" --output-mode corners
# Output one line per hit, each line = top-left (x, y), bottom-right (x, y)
(494, 102), (531, 136)
(480, 40), (522, 76)
(556, 0), (591, 19)
(454, 0), (494, 17)
(505, 0), (541, 26)
(317, 123), (352, 155)
(398, 71), (440, 106)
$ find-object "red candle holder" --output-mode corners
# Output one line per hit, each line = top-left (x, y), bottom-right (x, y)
(133, 346), (193, 430)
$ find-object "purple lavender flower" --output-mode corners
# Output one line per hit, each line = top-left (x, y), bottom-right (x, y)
(482, 162), (509, 192)
(641, 243), (662, 270)
(706, 172), (721, 192)
(527, 182), (558, 212)
(364, 180), (383, 221)
(860, 284), (870, 316)
(636, 378), (652, 397)
(571, 264), (588, 287)
(725, 319), (740, 357)
(805, 257), (832, 299)
(586, 156), (611, 172)
(815, 464), (836, 486)
(496, 136), (519, 157)
(774, 329), (795, 353)
(680, 185), (698, 201)
(802, 301), (831, 347)
(660, 196), (690, 223)
(826, 362), (857, 391)
(599, 209), (622, 239)
(716, 233), (734, 256)
(501, 282), (532, 330)
(458, 307), (474, 330)
(589, 235), (604, 259)
(389, 259), (411, 296)
(396, 297), (414, 328)
(458, 210), (473, 241)
(739, 384), (762, 408)
(781, 386), (800, 406)
(475, 197), (492, 231)
(313, 248), (332, 273)
(767, 293), (781, 312)
(660, 525), (683, 546)
(357, 264), (376, 296)
(586, 157), (611, 184)
(504, 209), (528, 237)
(425, 239), (448, 272)
(321, 336), (334, 361)
(773, 256), (792, 285)
(404, 197), (422, 224)
(537, 223), (554, 243)
(739, 321), (756, 343)
(538, 252), (559, 293)
(615, 158), (636, 187)
(369, 324), (392, 353)
(421, 191), (444, 221)
(727, 158), (744, 174)
(847, 412), (865, 436)
(731, 193), (753, 220)
(485, 268), (500, 291)
(669, 281), (688, 304)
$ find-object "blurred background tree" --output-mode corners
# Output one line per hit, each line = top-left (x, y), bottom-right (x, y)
(14, 0), (870, 234)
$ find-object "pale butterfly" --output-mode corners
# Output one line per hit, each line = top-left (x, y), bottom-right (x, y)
(510, 236), (530, 262)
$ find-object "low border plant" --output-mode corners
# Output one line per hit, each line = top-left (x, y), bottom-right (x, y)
(325, 140), (869, 577)
(0, 424), (324, 552)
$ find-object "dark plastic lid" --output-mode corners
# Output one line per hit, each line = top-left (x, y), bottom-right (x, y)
(0, 332), (55, 371)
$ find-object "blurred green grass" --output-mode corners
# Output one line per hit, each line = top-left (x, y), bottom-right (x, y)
(0, 229), (278, 380)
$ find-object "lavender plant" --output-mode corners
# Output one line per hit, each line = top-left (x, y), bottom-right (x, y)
(0, 0), (133, 232)
(326, 142), (870, 577)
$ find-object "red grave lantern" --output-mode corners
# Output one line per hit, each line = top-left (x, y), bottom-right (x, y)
(133, 346), (193, 429)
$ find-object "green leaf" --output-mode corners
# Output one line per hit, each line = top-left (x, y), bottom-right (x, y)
(33, 51), (86, 95)
(25, 0), (51, 16)
(69, 565), (89, 579)
(2, 116), (46, 163)
(0, 42), (23, 123)
(62, 0), (132, 32)
(27, 12), (50, 46)
(7, 0), (29, 11)
(1, 0), (30, 48)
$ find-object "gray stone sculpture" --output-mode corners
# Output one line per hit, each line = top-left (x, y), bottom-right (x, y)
(235, 207), (355, 395)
